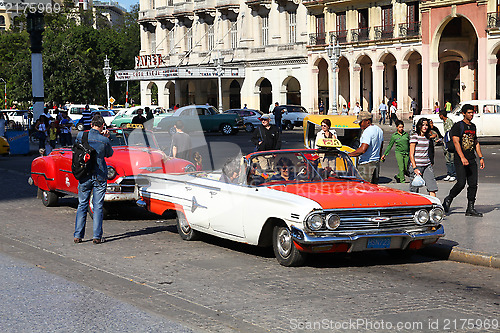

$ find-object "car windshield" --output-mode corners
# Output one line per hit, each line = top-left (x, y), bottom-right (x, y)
(108, 129), (160, 149)
(246, 150), (361, 186)
(286, 106), (307, 113)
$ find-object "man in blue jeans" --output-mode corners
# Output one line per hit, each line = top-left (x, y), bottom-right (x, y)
(74, 114), (113, 244)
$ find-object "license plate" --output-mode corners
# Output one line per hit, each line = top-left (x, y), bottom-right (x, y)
(367, 237), (391, 249)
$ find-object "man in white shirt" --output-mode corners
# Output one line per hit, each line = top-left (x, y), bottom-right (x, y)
(349, 111), (384, 184)
(353, 102), (362, 115)
(378, 101), (387, 125)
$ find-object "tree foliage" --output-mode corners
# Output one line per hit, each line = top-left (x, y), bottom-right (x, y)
(0, 3), (140, 109)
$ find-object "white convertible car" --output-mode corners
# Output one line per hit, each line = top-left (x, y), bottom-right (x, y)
(137, 141), (445, 266)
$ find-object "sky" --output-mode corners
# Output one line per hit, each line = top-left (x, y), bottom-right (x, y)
(117, 0), (139, 11)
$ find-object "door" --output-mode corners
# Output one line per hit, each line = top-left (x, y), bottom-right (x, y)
(316, 15), (325, 44)
(209, 182), (245, 238)
(55, 149), (79, 194)
(477, 103), (500, 136)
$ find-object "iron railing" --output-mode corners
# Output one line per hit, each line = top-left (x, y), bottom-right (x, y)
(309, 32), (327, 46)
(399, 21), (420, 37)
(374, 24), (393, 39)
(329, 30), (348, 44)
(351, 27), (370, 42)
(488, 12), (500, 29)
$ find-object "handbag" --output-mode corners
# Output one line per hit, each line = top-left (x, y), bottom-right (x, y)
(411, 174), (425, 187)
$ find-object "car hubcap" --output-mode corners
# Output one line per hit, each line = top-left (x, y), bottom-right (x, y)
(277, 228), (292, 258)
(245, 124), (253, 132)
(43, 191), (47, 200)
(179, 215), (190, 233)
(223, 125), (231, 134)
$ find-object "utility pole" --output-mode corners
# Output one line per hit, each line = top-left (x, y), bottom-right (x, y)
(27, 12), (45, 121)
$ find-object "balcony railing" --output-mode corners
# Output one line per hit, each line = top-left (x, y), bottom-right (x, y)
(156, 6), (174, 18)
(351, 27), (370, 42)
(329, 30), (347, 44)
(139, 9), (156, 21)
(173, 0), (194, 15)
(399, 22), (420, 38)
(374, 25), (393, 39)
(309, 32), (327, 46)
(488, 12), (500, 29)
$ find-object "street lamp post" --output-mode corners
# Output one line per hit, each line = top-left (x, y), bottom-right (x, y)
(103, 55), (112, 109)
(0, 78), (6, 109)
(214, 53), (224, 113)
(326, 41), (341, 115)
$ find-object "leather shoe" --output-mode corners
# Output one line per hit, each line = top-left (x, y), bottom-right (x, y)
(93, 238), (105, 244)
(442, 196), (452, 213)
(74, 238), (82, 243)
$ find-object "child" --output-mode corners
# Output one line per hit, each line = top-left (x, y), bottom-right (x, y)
(48, 122), (58, 149)
(381, 120), (409, 183)
(193, 151), (203, 171)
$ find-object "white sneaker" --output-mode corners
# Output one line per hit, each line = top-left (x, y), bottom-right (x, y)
(443, 175), (451, 181)
(448, 176), (456, 182)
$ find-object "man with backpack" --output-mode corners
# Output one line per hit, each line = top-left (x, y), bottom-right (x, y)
(442, 104), (485, 217)
(439, 110), (456, 181)
(73, 114), (114, 244)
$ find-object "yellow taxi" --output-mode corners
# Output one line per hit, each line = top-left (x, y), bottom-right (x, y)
(0, 136), (10, 156)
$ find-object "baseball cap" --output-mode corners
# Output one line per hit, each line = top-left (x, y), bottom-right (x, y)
(260, 114), (271, 120)
(354, 111), (373, 124)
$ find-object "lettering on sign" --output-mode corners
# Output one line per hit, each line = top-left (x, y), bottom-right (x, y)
(135, 54), (166, 69)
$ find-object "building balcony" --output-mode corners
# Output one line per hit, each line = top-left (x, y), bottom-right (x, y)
(309, 32), (327, 46)
(399, 21), (420, 38)
(487, 12), (500, 29)
(138, 9), (157, 22)
(245, 0), (271, 11)
(156, 6), (174, 18)
(216, 0), (239, 15)
(173, 0), (194, 16)
(329, 30), (347, 44)
(374, 25), (393, 40)
(351, 27), (370, 42)
(194, 0), (216, 11)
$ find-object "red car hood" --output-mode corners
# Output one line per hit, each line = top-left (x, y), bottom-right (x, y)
(269, 181), (432, 209)
(108, 146), (191, 175)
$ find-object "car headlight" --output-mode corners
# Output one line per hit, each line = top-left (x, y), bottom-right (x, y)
(306, 214), (324, 231)
(107, 166), (117, 180)
(414, 209), (429, 225)
(326, 213), (341, 230)
(430, 207), (444, 223)
(184, 164), (196, 173)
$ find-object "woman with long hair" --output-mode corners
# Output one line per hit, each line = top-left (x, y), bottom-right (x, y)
(409, 117), (438, 196)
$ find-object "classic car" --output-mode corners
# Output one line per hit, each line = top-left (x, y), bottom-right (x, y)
(29, 126), (196, 218)
(157, 105), (244, 135)
(413, 100), (500, 138)
(223, 108), (263, 132)
(136, 139), (445, 266)
(270, 105), (309, 130)
(74, 109), (116, 130)
(0, 136), (9, 156)
(111, 106), (169, 128)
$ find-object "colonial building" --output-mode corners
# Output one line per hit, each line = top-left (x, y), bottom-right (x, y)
(130, 0), (313, 112)
(305, 0), (500, 118)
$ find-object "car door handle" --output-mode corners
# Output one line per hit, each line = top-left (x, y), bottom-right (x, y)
(59, 151), (65, 155)
(185, 186), (192, 191)
(209, 191), (217, 197)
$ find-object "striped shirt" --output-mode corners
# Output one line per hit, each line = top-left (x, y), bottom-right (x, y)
(81, 108), (92, 128)
(410, 133), (431, 168)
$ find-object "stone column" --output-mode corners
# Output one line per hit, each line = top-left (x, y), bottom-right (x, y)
(350, 64), (361, 114)
(477, 36), (488, 100)
(397, 62), (409, 119)
(373, 64), (384, 119)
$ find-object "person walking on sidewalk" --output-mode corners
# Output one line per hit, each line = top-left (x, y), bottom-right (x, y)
(381, 120), (409, 183)
(409, 118), (438, 197)
(442, 104), (485, 217)
(439, 110), (456, 181)
(378, 101), (387, 125)
(74, 114), (114, 244)
(389, 102), (398, 126)
(348, 111), (383, 184)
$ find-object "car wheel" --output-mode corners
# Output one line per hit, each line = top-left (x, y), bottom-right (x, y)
(285, 122), (294, 130)
(29, 133), (39, 144)
(220, 123), (233, 135)
(245, 123), (254, 132)
(77, 123), (84, 131)
(89, 194), (110, 220)
(176, 212), (201, 241)
(272, 225), (306, 266)
(168, 126), (176, 136)
(41, 189), (58, 207)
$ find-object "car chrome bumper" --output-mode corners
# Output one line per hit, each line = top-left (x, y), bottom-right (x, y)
(290, 225), (445, 251)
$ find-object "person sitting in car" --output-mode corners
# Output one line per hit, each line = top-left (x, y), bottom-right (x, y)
(132, 109), (147, 125)
(269, 157), (295, 182)
(220, 158), (241, 184)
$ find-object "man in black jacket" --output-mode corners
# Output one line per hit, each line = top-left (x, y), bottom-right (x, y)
(251, 114), (281, 170)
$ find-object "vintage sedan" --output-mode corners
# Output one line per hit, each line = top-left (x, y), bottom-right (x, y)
(157, 105), (244, 135)
(223, 108), (263, 132)
(136, 139), (445, 266)
(111, 106), (170, 128)
(29, 126), (195, 217)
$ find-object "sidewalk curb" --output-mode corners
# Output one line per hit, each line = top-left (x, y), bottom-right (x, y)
(424, 240), (500, 269)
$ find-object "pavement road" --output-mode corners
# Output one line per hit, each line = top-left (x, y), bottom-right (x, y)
(1, 123), (499, 332)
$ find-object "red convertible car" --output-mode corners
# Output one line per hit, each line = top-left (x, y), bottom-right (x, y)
(29, 127), (195, 217)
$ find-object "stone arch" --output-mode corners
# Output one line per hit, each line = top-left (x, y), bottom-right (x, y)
(281, 76), (301, 105)
(257, 78), (272, 112)
(229, 79), (241, 109)
(356, 54), (373, 112)
(379, 52), (397, 103)
(165, 81), (175, 109)
(316, 58), (329, 112)
(338, 56), (350, 111)
(146, 82), (158, 105)
(405, 51), (423, 115)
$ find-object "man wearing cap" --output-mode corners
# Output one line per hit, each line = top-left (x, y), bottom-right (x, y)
(348, 111), (384, 184)
(251, 113), (281, 169)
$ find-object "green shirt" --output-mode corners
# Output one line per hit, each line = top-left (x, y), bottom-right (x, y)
(445, 102), (452, 111)
(384, 131), (410, 156)
(443, 117), (454, 133)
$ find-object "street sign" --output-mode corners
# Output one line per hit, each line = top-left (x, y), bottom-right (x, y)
(109, 96), (115, 104)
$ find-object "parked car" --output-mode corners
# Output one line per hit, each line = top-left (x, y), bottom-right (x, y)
(157, 105), (244, 135)
(136, 139), (445, 266)
(110, 106), (168, 128)
(223, 108), (263, 132)
(270, 105), (309, 130)
(5, 110), (33, 128)
(73, 109), (115, 130)
(67, 104), (105, 128)
(29, 126), (196, 218)
(0, 136), (9, 156)
(413, 100), (500, 137)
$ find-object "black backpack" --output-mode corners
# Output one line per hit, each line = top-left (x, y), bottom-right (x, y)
(72, 131), (96, 180)
(444, 121), (464, 153)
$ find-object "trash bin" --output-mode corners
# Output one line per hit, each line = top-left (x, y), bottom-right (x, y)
(5, 130), (30, 155)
